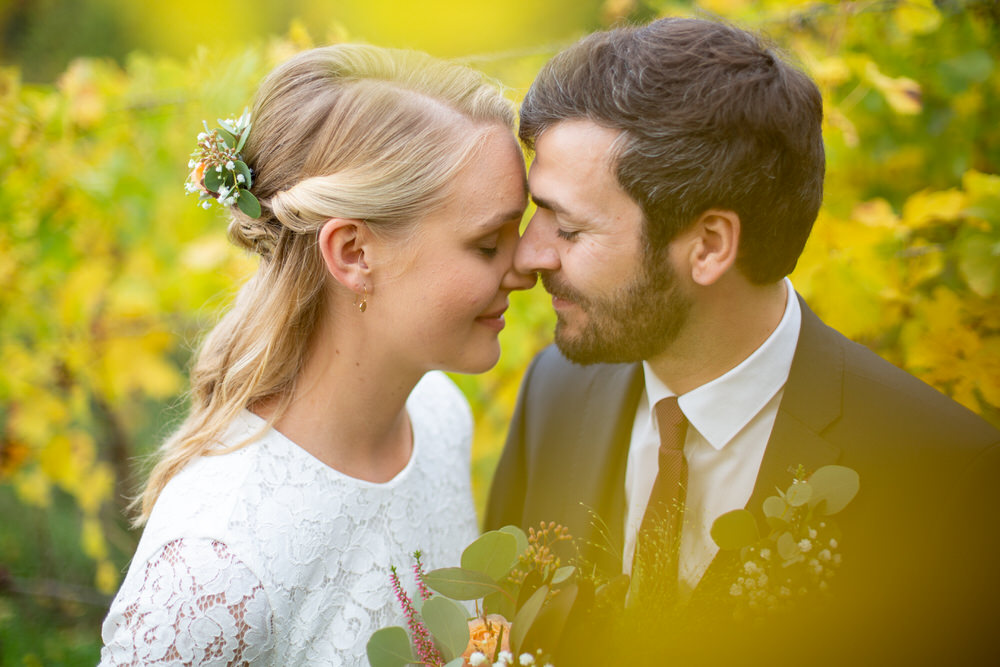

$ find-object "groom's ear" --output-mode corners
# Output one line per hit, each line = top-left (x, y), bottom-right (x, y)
(317, 218), (371, 289)
(682, 208), (740, 286)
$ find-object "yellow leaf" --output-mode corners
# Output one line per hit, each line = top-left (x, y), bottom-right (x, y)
(851, 199), (899, 229)
(81, 516), (108, 560)
(894, 0), (942, 36)
(901, 241), (945, 289)
(9, 392), (70, 447)
(286, 19), (315, 49)
(963, 170), (1000, 200)
(74, 462), (115, 514)
(57, 262), (112, 328)
(96, 559), (120, 595)
(39, 434), (75, 487)
(698, 0), (752, 13)
(181, 236), (232, 271)
(13, 468), (52, 508)
(972, 338), (1000, 409)
(810, 56), (851, 88)
(57, 60), (109, 129)
(901, 188), (966, 229)
(900, 290), (981, 400)
(824, 106), (858, 148)
(98, 330), (183, 400)
(864, 62), (922, 115)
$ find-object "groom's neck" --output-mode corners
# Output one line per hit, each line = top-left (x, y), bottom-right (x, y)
(645, 277), (788, 395)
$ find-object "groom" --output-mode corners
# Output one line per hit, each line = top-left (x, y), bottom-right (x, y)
(486, 17), (999, 662)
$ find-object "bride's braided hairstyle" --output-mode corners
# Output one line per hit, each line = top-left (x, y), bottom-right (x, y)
(137, 45), (514, 523)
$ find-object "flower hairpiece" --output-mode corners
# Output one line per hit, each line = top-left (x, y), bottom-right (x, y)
(185, 109), (261, 218)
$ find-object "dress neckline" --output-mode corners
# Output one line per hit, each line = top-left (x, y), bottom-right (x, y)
(235, 404), (421, 489)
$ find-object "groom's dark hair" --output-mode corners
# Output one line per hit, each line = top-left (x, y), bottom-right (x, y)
(519, 18), (825, 284)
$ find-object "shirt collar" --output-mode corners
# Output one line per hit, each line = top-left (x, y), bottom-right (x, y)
(642, 278), (801, 450)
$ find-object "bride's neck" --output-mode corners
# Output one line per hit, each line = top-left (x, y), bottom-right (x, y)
(253, 310), (420, 482)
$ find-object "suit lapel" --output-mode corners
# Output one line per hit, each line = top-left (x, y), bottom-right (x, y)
(698, 298), (843, 591)
(744, 297), (844, 521)
(569, 361), (644, 574)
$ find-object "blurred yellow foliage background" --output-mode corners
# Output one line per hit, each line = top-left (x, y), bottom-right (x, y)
(1, 0), (998, 661)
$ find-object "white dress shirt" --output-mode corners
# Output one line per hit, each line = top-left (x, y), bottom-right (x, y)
(623, 278), (801, 593)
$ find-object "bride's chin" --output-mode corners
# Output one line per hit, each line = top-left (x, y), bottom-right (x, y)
(447, 342), (501, 375)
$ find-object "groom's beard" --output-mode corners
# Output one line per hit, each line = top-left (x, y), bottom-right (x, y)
(541, 251), (693, 365)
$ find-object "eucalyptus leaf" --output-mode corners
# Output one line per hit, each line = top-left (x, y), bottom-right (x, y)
(233, 160), (252, 189)
(765, 515), (791, 532)
(710, 509), (759, 551)
(218, 118), (237, 134)
(521, 582), (578, 654)
(510, 585), (548, 653)
(365, 627), (414, 667)
(483, 588), (515, 620)
(957, 229), (1000, 297)
(461, 531), (518, 581)
(777, 532), (798, 560)
(424, 567), (506, 600)
(217, 127), (237, 149)
(786, 481), (813, 507)
(237, 189), (261, 218)
(235, 129), (249, 153)
(421, 596), (470, 662)
(203, 167), (224, 193)
(808, 465), (860, 515)
(443, 660), (465, 667)
(515, 569), (542, 612)
(550, 565), (575, 585)
(499, 525), (529, 557)
(763, 495), (786, 519)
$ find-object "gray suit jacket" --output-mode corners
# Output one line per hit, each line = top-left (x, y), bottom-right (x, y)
(486, 296), (1000, 662)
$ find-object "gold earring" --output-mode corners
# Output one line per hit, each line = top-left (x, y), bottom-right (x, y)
(356, 284), (368, 313)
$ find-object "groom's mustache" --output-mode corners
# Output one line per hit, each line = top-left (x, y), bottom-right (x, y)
(540, 272), (586, 306)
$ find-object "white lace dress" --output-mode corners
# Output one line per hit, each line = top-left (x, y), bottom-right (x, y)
(99, 371), (479, 666)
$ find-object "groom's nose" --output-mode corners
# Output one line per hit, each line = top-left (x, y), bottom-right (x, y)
(514, 215), (560, 276)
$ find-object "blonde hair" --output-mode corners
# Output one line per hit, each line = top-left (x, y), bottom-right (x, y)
(137, 45), (515, 523)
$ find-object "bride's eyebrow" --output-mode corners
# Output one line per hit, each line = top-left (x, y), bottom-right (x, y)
(476, 207), (527, 230)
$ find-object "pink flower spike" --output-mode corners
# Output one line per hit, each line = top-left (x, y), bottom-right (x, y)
(390, 565), (443, 666)
(413, 551), (433, 601)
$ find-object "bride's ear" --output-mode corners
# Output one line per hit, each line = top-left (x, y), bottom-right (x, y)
(317, 218), (370, 290)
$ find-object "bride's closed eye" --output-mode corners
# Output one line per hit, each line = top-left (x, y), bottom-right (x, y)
(475, 233), (500, 258)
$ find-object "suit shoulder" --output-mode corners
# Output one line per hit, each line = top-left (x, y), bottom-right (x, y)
(530, 344), (636, 387)
(519, 345), (636, 406)
(822, 321), (999, 444)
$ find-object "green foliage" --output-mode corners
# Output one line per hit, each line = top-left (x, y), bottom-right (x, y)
(461, 529), (520, 581)
(1, 0), (998, 660)
(420, 596), (471, 661)
(365, 626), (415, 667)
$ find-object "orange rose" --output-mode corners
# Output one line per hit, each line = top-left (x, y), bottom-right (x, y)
(188, 161), (207, 190)
(462, 614), (511, 664)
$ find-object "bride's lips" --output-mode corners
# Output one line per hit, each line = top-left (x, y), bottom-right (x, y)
(475, 307), (507, 332)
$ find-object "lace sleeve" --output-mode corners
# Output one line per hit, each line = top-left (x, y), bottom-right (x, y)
(100, 538), (275, 666)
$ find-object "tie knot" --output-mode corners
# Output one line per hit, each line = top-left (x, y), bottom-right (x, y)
(654, 396), (687, 452)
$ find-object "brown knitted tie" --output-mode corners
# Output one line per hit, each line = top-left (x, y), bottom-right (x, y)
(637, 397), (688, 571)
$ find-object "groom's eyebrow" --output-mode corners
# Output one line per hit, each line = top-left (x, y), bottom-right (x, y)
(530, 194), (565, 214)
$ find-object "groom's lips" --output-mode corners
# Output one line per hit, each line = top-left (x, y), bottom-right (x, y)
(551, 294), (574, 309)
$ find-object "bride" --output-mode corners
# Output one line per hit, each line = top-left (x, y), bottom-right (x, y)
(100, 44), (533, 664)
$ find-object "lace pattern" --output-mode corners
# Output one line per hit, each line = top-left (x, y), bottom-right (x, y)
(101, 539), (273, 666)
(100, 371), (478, 665)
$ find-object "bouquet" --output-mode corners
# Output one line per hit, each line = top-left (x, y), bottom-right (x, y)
(368, 464), (860, 665)
(367, 523), (577, 667)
